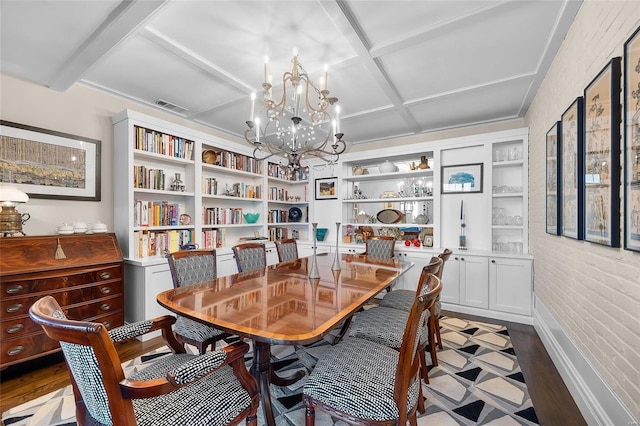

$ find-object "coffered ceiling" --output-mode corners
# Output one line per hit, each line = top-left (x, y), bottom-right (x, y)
(0, 0), (581, 145)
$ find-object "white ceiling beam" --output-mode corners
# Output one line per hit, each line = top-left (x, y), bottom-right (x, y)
(139, 27), (253, 95)
(49, 0), (169, 91)
(319, 0), (423, 135)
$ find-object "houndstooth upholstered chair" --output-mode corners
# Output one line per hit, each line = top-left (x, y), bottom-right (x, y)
(379, 248), (453, 355)
(303, 270), (442, 426)
(274, 238), (299, 262)
(167, 250), (229, 354)
(29, 295), (260, 426)
(232, 243), (267, 272)
(348, 256), (443, 387)
(364, 235), (396, 258)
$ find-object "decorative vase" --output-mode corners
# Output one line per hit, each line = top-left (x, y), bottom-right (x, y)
(332, 222), (341, 271)
(379, 160), (397, 173)
(170, 173), (185, 192)
(309, 223), (320, 279)
(419, 156), (430, 169)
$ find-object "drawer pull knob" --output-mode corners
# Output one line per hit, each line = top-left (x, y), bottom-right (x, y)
(6, 324), (24, 334)
(7, 346), (24, 356)
(100, 287), (112, 294)
(100, 272), (112, 279)
(103, 321), (112, 329)
(100, 303), (111, 311)
(6, 303), (23, 313)
(6, 285), (24, 294)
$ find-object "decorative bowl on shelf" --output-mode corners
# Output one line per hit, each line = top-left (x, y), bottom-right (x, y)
(316, 228), (328, 241)
(379, 160), (397, 173)
(288, 207), (303, 222)
(243, 213), (260, 224)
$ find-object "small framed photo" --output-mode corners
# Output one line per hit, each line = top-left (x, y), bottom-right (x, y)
(441, 163), (483, 194)
(423, 236), (433, 247)
(315, 177), (338, 200)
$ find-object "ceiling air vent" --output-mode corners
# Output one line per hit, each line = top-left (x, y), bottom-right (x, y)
(155, 99), (189, 114)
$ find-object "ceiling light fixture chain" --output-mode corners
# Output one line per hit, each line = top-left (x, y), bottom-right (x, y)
(244, 49), (346, 171)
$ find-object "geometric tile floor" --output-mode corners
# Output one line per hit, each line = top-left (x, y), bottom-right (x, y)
(1, 316), (538, 426)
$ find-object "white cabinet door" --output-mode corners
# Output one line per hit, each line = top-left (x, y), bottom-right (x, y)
(459, 255), (489, 308)
(489, 257), (532, 315)
(217, 252), (238, 277)
(265, 245), (279, 265)
(440, 256), (461, 304)
(393, 250), (433, 291)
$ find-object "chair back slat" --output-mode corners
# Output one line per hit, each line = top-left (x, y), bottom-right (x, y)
(233, 243), (267, 272)
(365, 236), (395, 258)
(394, 271), (441, 417)
(275, 239), (299, 262)
(167, 249), (217, 288)
(30, 296), (132, 425)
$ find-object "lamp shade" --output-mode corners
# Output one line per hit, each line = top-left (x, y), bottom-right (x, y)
(0, 183), (29, 203)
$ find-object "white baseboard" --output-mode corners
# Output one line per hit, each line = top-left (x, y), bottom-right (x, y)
(533, 296), (637, 426)
(441, 303), (533, 325)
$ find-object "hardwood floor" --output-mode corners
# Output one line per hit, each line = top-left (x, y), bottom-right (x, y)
(0, 313), (585, 425)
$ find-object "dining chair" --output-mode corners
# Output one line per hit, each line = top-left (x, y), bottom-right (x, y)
(347, 256), (443, 385)
(274, 238), (299, 262)
(379, 248), (452, 351)
(232, 243), (267, 272)
(29, 295), (260, 426)
(363, 235), (396, 258)
(302, 271), (442, 426)
(167, 249), (229, 355)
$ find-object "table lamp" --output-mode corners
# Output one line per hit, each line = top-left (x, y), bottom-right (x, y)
(0, 183), (30, 236)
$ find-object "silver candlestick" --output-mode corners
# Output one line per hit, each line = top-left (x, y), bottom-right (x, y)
(332, 222), (341, 271)
(309, 223), (320, 279)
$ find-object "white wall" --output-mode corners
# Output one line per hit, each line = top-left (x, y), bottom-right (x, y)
(0, 74), (245, 236)
(525, 1), (640, 420)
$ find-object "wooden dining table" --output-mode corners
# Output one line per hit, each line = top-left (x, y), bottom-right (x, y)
(157, 252), (413, 426)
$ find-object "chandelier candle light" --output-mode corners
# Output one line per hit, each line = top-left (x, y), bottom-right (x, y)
(244, 49), (346, 171)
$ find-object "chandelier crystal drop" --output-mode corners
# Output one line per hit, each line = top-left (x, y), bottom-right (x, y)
(244, 50), (346, 171)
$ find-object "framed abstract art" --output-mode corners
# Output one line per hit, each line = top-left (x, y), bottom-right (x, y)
(583, 57), (621, 247)
(624, 26), (640, 252)
(560, 97), (584, 240)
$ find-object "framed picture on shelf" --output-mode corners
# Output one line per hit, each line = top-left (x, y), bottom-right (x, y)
(441, 163), (483, 194)
(583, 57), (621, 247)
(624, 25), (640, 252)
(315, 177), (338, 200)
(0, 120), (101, 201)
(560, 97), (584, 240)
(546, 121), (562, 235)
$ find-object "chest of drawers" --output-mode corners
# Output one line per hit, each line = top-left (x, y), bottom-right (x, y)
(0, 233), (124, 369)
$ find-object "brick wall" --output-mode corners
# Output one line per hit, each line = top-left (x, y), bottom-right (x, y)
(525, 1), (640, 418)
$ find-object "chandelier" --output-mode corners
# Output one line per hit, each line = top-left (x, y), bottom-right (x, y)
(244, 50), (346, 170)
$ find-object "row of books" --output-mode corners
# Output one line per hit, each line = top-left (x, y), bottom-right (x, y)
(214, 150), (262, 174)
(134, 125), (194, 160)
(268, 227), (290, 241)
(203, 207), (244, 225)
(133, 165), (167, 190)
(268, 186), (292, 201)
(268, 209), (296, 223)
(202, 229), (224, 249)
(133, 229), (194, 258)
(134, 200), (181, 227)
(267, 163), (309, 181)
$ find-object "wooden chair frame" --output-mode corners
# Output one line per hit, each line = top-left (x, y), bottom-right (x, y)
(303, 271), (442, 426)
(29, 295), (259, 426)
(274, 238), (299, 262)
